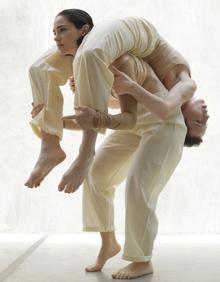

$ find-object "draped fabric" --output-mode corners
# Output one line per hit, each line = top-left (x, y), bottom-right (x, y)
(0, 0), (219, 233)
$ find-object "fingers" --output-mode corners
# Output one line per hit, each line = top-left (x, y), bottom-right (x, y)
(30, 103), (45, 118)
(62, 119), (81, 130)
(109, 65), (123, 76)
(62, 115), (78, 120)
(31, 104), (45, 112)
(69, 76), (74, 82)
(69, 76), (75, 92)
(74, 106), (90, 112)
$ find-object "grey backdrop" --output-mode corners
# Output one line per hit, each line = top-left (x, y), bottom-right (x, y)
(0, 0), (219, 233)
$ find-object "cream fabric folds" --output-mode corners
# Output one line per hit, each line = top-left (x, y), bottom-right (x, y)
(29, 46), (73, 140)
(82, 53), (187, 262)
(73, 17), (159, 134)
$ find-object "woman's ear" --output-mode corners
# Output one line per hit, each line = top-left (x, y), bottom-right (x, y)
(81, 24), (90, 36)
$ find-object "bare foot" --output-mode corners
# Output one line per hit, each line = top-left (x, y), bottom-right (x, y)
(25, 146), (66, 188)
(58, 155), (94, 193)
(86, 241), (121, 272)
(112, 261), (153, 279)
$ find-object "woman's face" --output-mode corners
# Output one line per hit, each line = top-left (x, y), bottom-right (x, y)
(182, 98), (209, 138)
(53, 15), (82, 55)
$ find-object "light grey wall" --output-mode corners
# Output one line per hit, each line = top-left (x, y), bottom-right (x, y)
(0, 0), (219, 233)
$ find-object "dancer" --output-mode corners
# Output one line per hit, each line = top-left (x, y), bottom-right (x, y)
(25, 9), (202, 193)
(70, 56), (208, 279)
(31, 53), (208, 279)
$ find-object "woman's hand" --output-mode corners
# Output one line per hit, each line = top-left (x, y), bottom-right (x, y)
(69, 76), (75, 92)
(30, 102), (44, 118)
(62, 106), (97, 130)
(110, 65), (136, 96)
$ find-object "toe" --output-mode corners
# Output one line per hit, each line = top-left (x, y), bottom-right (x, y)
(117, 273), (121, 279)
(112, 273), (117, 279)
(58, 179), (66, 191)
(34, 182), (40, 188)
(85, 266), (93, 272)
(122, 274), (127, 279)
(28, 182), (34, 188)
(64, 184), (72, 194)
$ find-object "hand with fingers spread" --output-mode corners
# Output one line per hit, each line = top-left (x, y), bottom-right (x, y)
(110, 65), (137, 96)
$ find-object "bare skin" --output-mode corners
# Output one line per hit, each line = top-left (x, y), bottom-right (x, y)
(24, 129), (66, 188)
(57, 129), (96, 194)
(112, 261), (153, 279)
(85, 232), (121, 272)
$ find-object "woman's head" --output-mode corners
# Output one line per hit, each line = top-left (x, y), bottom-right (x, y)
(182, 98), (209, 147)
(53, 9), (94, 55)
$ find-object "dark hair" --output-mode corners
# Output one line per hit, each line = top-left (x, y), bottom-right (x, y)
(184, 134), (203, 147)
(57, 9), (94, 46)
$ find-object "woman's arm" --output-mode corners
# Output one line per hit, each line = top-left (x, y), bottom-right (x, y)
(110, 66), (196, 120)
(128, 78), (196, 120)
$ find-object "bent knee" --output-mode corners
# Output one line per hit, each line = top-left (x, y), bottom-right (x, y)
(89, 160), (118, 192)
(89, 161), (108, 188)
(74, 47), (107, 68)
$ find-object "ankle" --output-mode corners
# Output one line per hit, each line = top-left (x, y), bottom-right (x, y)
(100, 236), (118, 247)
(133, 261), (151, 266)
(100, 232), (117, 244)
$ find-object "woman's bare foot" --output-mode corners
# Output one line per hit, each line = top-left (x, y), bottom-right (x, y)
(25, 131), (66, 188)
(112, 261), (153, 279)
(86, 239), (121, 272)
(59, 129), (97, 194)
(58, 154), (94, 193)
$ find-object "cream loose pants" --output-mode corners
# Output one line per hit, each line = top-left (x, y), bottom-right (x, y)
(83, 118), (186, 262)
(29, 46), (73, 139)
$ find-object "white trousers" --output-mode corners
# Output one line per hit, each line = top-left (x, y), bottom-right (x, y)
(83, 122), (186, 262)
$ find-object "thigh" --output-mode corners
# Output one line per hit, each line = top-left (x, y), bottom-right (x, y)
(89, 130), (140, 188)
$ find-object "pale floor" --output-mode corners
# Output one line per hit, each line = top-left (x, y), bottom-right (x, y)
(0, 234), (220, 282)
